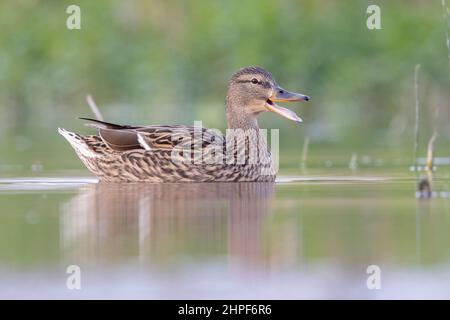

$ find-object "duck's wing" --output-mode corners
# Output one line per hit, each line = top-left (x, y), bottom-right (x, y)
(80, 117), (225, 152)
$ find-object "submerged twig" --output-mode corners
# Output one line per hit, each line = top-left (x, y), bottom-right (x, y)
(417, 96), (440, 199)
(418, 131), (438, 199)
(86, 94), (104, 121)
(417, 177), (432, 199)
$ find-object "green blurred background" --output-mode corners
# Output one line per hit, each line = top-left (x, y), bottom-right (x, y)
(0, 0), (448, 175)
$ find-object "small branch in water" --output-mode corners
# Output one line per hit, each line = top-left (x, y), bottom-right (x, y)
(417, 177), (432, 199)
(86, 94), (104, 121)
(417, 97), (440, 199)
(426, 131), (438, 173)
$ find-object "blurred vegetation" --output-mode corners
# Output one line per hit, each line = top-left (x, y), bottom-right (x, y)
(0, 0), (449, 174)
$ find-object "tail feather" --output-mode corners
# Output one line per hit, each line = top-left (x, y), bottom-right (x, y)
(79, 117), (136, 130)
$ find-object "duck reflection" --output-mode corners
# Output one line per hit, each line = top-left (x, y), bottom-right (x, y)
(61, 182), (275, 268)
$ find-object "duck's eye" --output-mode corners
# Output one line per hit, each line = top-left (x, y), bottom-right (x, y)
(251, 78), (259, 84)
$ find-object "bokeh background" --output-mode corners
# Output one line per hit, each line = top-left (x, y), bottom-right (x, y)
(0, 0), (449, 175)
(0, 1), (450, 299)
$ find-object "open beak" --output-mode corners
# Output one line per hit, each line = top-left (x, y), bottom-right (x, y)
(265, 87), (310, 123)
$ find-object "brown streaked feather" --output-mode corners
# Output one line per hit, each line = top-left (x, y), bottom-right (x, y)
(59, 127), (275, 183)
(80, 117), (225, 152)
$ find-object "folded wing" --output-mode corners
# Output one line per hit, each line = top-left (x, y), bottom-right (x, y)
(80, 118), (225, 152)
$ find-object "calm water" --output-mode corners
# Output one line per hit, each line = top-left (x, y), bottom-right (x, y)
(0, 174), (450, 299)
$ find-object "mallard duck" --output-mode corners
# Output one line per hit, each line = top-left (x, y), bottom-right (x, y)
(59, 66), (310, 182)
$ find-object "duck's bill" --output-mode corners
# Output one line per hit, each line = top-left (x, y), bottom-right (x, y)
(265, 87), (310, 123)
(265, 100), (303, 122)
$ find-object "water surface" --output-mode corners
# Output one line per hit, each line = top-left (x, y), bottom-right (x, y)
(0, 174), (449, 299)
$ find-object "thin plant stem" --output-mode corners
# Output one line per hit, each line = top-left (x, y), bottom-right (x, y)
(300, 136), (309, 173)
(413, 64), (421, 177)
(86, 94), (104, 121)
(442, 0), (450, 67)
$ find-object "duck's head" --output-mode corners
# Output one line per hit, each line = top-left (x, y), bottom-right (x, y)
(226, 66), (310, 127)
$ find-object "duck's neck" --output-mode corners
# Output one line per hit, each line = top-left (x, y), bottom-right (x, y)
(225, 95), (272, 165)
(224, 87), (275, 177)
(226, 96), (260, 130)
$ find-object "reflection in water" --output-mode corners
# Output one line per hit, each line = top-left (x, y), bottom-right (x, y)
(61, 182), (275, 269)
(2, 177), (450, 298)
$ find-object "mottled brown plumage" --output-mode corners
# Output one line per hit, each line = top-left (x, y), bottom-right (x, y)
(59, 66), (310, 182)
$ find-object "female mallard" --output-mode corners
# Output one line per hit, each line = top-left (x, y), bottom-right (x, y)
(59, 66), (310, 182)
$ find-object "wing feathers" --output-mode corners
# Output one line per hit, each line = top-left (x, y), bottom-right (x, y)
(79, 118), (225, 152)
(79, 117), (137, 130)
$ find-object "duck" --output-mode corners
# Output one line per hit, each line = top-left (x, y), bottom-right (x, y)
(59, 66), (310, 182)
